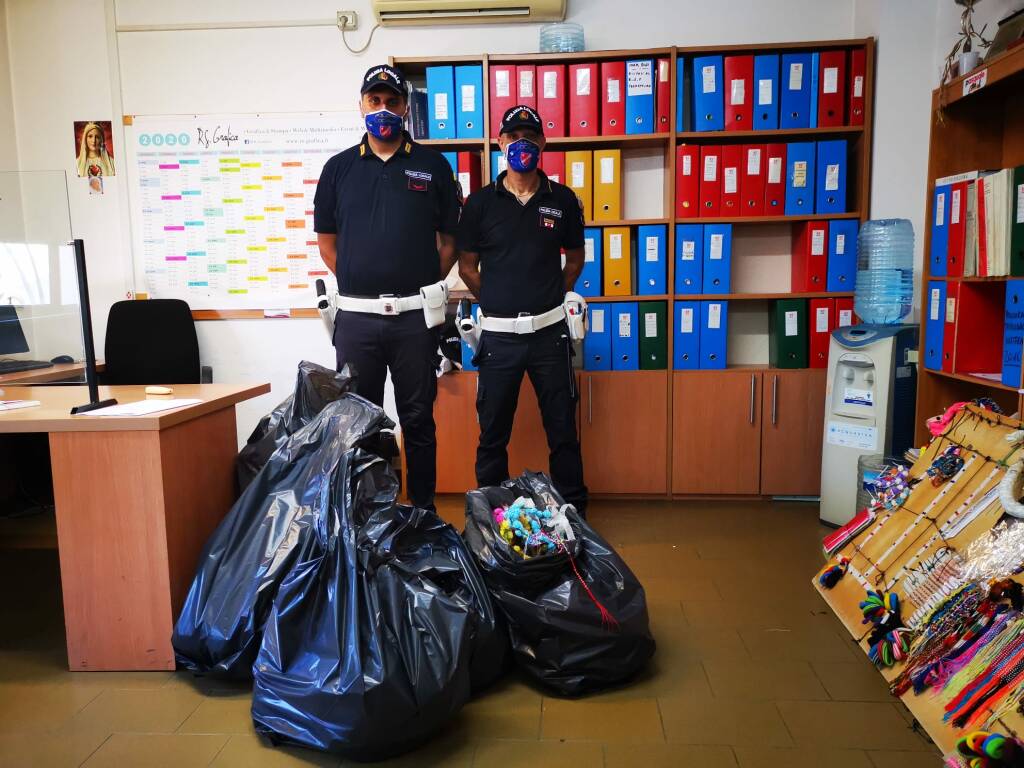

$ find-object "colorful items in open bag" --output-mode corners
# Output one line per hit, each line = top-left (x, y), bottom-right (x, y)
(464, 471), (655, 696)
(948, 731), (1024, 768)
(251, 439), (507, 760)
(929, 445), (966, 487)
(493, 496), (575, 558)
(172, 392), (393, 678)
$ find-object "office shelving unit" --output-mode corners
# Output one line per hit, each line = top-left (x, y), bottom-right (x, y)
(392, 37), (875, 496)
(915, 44), (1024, 444)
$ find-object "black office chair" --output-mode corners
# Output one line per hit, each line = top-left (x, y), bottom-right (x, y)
(101, 299), (210, 384)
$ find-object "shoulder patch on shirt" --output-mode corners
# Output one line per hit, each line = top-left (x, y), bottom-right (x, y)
(405, 169), (432, 181)
(538, 206), (562, 218)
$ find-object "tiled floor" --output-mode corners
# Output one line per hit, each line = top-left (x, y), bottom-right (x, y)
(0, 499), (940, 767)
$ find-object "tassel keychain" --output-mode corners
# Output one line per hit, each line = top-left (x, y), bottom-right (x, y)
(819, 557), (850, 589)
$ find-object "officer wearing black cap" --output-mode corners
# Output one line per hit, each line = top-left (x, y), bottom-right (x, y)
(457, 105), (588, 514)
(314, 64), (461, 510)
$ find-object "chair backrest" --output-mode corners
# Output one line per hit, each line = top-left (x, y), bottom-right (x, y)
(103, 299), (200, 384)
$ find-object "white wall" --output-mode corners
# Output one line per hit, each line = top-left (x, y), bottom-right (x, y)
(4, 0), (950, 440)
(0, 0), (16, 172)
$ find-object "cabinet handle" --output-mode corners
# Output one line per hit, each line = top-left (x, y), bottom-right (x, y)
(772, 374), (778, 426)
(749, 374), (756, 424)
(588, 376), (593, 425)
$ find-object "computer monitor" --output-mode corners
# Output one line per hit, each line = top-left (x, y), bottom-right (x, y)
(0, 304), (30, 355)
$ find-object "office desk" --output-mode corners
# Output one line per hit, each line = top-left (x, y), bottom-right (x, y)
(0, 360), (105, 386)
(0, 383), (270, 671)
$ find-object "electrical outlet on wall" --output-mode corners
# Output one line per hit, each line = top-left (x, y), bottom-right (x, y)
(337, 11), (358, 31)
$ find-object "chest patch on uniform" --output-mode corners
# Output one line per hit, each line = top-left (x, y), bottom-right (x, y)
(405, 170), (432, 181)
(541, 216), (556, 229)
(538, 206), (562, 218)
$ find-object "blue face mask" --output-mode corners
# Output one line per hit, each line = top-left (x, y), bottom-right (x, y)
(506, 138), (541, 173)
(364, 109), (405, 140)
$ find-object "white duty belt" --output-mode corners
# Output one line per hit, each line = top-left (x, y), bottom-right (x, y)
(336, 293), (423, 315)
(479, 305), (566, 335)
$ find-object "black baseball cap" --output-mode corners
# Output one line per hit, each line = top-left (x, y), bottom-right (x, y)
(360, 64), (407, 97)
(500, 105), (543, 135)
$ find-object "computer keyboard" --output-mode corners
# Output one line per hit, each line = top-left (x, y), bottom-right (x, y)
(0, 359), (55, 374)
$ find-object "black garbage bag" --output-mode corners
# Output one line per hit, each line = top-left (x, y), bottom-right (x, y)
(463, 471), (655, 696)
(235, 360), (355, 492)
(172, 394), (394, 679)
(251, 447), (504, 761)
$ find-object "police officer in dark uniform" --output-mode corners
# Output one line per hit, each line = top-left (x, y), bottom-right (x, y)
(457, 105), (588, 513)
(314, 64), (461, 510)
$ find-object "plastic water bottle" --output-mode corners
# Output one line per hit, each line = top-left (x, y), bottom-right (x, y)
(854, 218), (915, 325)
(540, 22), (584, 53)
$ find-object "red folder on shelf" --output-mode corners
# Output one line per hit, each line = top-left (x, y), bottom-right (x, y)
(848, 48), (866, 126)
(720, 144), (742, 214)
(724, 55), (753, 130)
(569, 62), (599, 137)
(600, 60), (626, 135)
(810, 298), (836, 368)
(942, 280), (960, 372)
(836, 297), (857, 327)
(954, 283), (1005, 375)
(489, 65), (517, 136)
(699, 145), (722, 218)
(676, 144), (700, 218)
(516, 65), (537, 108)
(793, 220), (829, 291)
(456, 151), (481, 197)
(656, 57), (671, 133)
(537, 64), (566, 137)
(947, 180), (968, 277)
(764, 143), (787, 216)
(540, 151), (565, 185)
(740, 144), (766, 216)
(817, 50), (846, 127)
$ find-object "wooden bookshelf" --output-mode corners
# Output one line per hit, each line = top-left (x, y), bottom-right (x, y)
(915, 46), (1024, 444)
(392, 38), (875, 498)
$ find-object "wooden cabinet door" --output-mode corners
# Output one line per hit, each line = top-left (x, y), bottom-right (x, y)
(760, 368), (827, 496)
(434, 373), (557, 494)
(580, 371), (668, 494)
(672, 370), (761, 495)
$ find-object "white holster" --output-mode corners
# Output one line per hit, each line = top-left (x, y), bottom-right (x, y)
(456, 301), (482, 353)
(420, 281), (449, 329)
(316, 281), (338, 340)
(563, 291), (588, 341)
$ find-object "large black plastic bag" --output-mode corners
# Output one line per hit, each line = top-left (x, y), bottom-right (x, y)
(235, 360), (355, 492)
(463, 471), (655, 696)
(172, 394), (393, 679)
(251, 448), (502, 761)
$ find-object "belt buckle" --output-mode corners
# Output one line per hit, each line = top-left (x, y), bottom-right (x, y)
(379, 294), (399, 316)
(513, 312), (534, 335)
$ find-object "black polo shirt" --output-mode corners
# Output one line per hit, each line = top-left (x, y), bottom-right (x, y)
(313, 131), (460, 296)
(457, 170), (584, 316)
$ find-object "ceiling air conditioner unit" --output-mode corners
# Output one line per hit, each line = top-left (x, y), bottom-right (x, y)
(371, 0), (566, 26)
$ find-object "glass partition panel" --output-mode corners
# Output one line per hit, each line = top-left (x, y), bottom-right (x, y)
(0, 171), (85, 370)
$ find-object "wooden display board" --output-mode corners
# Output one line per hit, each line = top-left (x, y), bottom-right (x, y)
(813, 404), (1024, 754)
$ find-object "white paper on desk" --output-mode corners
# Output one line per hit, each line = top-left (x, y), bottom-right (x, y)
(0, 400), (40, 412)
(82, 398), (203, 416)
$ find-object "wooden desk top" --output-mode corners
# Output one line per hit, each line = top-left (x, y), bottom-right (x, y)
(0, 382), (270, 433)
(0, 361), (105, 386)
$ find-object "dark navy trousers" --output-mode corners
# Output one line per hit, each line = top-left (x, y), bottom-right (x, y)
(334, 309), (437, 508)
(474, 321), (588, 514)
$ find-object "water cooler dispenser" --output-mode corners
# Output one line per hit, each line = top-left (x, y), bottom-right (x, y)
(819, 325), (918, 525)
